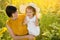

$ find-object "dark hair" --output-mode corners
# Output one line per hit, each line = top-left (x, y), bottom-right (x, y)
(26, 6), (36, 16)
(6, 6), (17, 17)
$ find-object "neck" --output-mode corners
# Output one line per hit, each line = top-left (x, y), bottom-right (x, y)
(11, 17), (17, 20)
(29, 15), (34, 19)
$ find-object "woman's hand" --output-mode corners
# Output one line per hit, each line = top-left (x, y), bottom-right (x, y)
(26, 35), (35, 40)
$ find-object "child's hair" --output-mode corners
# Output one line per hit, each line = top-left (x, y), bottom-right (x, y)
(6, 6), (17, 17)
(26, 6), (36, 16)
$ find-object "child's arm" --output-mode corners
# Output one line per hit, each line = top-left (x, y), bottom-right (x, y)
(6, 24), (34, 40)
(23, 18), (28, 25)
(35, 15), (39, 26)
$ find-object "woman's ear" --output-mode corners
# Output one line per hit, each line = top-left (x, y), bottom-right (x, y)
(12, 13), (15, 18)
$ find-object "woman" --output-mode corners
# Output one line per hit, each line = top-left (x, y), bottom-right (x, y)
(6, 6), (35, 40)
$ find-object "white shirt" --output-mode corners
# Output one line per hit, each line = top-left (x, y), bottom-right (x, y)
(26, 15), (40, 36)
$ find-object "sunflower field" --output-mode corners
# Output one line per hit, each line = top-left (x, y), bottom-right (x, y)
(0, 0), (60, 40)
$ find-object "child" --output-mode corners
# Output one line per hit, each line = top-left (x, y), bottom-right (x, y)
(24, 6), (40, 37)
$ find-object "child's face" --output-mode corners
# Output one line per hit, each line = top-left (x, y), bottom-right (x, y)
(26, 9), (34, 17)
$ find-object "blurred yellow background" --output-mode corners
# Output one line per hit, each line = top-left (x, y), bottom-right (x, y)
(11, 0), (60, 14)
(0, 0), (60, 40)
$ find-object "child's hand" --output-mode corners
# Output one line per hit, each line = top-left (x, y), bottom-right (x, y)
(23, 18), (29, 25)
(25, 20), (29, 24)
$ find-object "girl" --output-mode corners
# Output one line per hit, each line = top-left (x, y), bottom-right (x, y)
(24, 6), (40, 38)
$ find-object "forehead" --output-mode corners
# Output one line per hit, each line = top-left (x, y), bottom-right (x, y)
(26, 8), (33, 12)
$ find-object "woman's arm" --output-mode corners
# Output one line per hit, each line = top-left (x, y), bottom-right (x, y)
(6, 24), (34, 40)
(6, 24), (15, 38)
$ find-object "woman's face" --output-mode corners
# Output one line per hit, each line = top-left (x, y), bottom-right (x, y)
(12, 10), (18, 19)
(26, 9), (34, 17)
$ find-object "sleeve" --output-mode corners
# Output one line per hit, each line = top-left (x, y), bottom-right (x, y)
(6, 19), (10, 26)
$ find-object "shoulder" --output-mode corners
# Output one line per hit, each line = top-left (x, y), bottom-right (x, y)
(6, 18), (11, 25)
(18, 14), (26, 18)
(33, 15), (36, 19)
(34, 15), (38, 19)
(18, 14), (26, 21)
(18, 13), (26, 17)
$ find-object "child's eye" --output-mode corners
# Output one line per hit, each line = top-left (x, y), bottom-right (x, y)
(27, 12), (31, 13)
